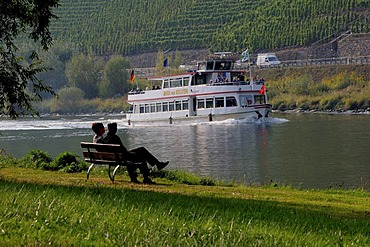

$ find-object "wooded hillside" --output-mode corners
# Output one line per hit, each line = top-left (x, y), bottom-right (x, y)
(50, 0), (370, 55)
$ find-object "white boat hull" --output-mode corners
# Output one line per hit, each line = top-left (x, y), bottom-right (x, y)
(126, 104), (271, 126)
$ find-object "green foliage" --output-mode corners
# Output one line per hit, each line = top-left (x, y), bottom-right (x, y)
(35, 96), (130, 114)
(264, 65), (370, 111)
(99, 56), (131, 98)
(49, 0), (370, 55)
(0, 0), (59, 118)
(0, 150), (21, 168)
(21, 150), (87, 172)
(51, 152), (87, 173)
(36, 41), (79, 98)
(65, 54), (104, 99)
(51, 87), (85, 113)
(155, 49), (166, 75)
(290, 74), (313, 95)
(172, 50), (185, 68)
(23, 150), (53, 169)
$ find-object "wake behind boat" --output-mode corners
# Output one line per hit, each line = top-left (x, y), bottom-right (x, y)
(126, 52), (271, 125)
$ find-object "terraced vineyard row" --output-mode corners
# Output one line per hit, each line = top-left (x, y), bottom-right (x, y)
(50, 0), (370, 55)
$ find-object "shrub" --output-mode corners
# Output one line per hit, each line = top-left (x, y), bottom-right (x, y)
(359, 99), (370, 109)
(310, 83), (331, 95)
(344, 100), (357, 110)
(23, 150), (53, 169)
(51, 87), (85, 114)
(298, 102), (310, 110)
(0, 150), (22, 168)
(278, 104), (287, 111)
(200, 178), (216, 186)
(50, 152), (87, 173)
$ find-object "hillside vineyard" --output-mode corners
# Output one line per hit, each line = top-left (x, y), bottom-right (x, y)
(50, 0), (369, 55)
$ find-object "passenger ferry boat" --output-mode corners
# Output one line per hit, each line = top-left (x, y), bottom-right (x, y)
(126, 54), (271, 125)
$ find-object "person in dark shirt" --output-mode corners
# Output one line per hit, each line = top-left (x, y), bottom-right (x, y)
(102, 122), (169, 184)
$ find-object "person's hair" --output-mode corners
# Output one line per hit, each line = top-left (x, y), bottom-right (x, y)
(92, 122), (104, 134)
(107, 122), (118, 133)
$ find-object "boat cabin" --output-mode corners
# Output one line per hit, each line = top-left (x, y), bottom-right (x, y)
(197, 59), (234, 71)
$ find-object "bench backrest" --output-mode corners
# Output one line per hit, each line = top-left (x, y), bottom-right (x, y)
(80, 142), (126, 165)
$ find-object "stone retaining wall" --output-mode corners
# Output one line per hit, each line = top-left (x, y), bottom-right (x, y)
(276, 33), (370, 61)
(338, 33), (370, 57)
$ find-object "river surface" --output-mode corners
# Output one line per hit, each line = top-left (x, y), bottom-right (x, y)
(0, 113), (369, 189)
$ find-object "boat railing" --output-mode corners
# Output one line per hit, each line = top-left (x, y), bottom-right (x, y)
(209, 80), (265, 86)
(128, 90), (145, 95)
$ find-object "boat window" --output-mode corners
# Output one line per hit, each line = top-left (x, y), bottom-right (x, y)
(156, 103), (162, 112)
(225, 61), (232, 70)
(145, 104), (150, 113)
(140, 105), (145, 113)
(169, 102), (175, 111)
(163, 102), (168, 112)
(215, 61), (232, 70)
(254, 95), (266, 104)
(183, 100), (189, 110)
(175, 101), (182, 111)
(193, 74), (206, 85)
(240, 95), (253, 107)
(163, 79), (170, 89)
(206, 61), (214, 70)
(150, 104), (156, 113)
(226, 96), (238, 107)
(170, 79), (181, 88)
(215, 97), (224, 107)
(183, 78), (190, 86)
(198, 62), (206, 70)
(206, 98), (213, 108)
(197, 99), (205, 109)
(128, 105), (133, 113)
(196, 77), (205, 85)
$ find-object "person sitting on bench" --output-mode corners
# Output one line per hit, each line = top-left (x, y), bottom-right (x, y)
(91, 122), (106, 143)
(102, 122), (169, 184)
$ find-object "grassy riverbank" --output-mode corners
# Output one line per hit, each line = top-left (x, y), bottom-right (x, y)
(258, 64), (370, 111)
(1, 164), (369, 246)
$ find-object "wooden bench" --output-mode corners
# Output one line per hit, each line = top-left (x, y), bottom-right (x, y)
(80, 142), (140, 182)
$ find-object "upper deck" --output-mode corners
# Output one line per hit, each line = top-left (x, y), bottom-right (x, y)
(197, 59), (234, 72)
(128, 57), (265, 101)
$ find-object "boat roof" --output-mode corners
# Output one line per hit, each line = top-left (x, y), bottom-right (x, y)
(147, 72), (194, 81)
(196, 58), (235, 63)
(147, 55), (242, 80)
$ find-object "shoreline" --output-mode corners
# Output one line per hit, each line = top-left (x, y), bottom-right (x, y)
(273, 108), (370, 115)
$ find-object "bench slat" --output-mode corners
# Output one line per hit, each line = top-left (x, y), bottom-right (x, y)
(83, 159), (120, 165)
(81, 142), (123, 152)
(80, 142), (121, 148)
(82, 151), (125, 161)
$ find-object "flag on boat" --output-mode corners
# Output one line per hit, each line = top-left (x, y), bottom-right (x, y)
(240, 48), (249, 63)
(259, 84), (265, 94)
(129, 69), (135, 83)
(163, 58), (168, 67)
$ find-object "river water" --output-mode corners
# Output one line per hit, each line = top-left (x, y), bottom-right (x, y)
(0, 113), (369, 190)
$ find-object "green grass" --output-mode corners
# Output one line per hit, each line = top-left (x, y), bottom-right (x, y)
(0, 165), (369, 246)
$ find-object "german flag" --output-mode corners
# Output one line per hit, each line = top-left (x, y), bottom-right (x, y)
(259, 84), (265, 94)
(129, 69), (135, 83)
